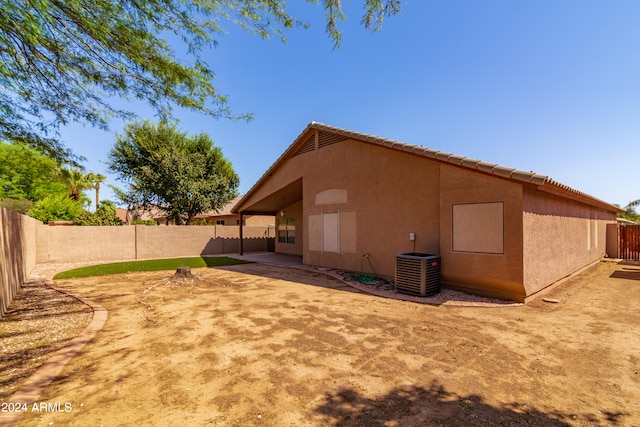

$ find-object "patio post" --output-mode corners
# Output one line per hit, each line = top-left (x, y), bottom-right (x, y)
(239, 212), (244, 255)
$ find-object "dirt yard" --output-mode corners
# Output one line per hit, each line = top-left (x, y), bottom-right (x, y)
(8, 261), (640, 426)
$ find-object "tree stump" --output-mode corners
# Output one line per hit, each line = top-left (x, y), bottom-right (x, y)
(171, 266), (194, 282)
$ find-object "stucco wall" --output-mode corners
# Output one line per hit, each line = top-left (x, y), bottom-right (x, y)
(37, 225), (271, 263)
(522, 188), (615, 296)
(37, 225), (136, 263)
(439, 165), (526, 300)
(236, 132), (620, 302)
(300, 139), (441, 276)
(239, 138), (525, 291)
(605, 223), (619, 259)
(0, 207), (40, 317)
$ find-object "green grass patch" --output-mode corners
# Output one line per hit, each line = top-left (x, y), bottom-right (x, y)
(53, 256), (252, 279)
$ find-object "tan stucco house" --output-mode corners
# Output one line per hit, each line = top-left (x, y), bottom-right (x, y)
(233, 122), (623, 302)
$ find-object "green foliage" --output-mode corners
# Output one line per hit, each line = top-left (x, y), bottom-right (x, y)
(0, 142), (105, 212)
(0, 198), (33, 215)
(188, 218), (211, 226)
(59, 168), (94, 203)
(53, 256), (252, 279)
(0, 0), (401, 163)
(109, 120), (239, 224)
(0, 142), (67, 201)
(86, 172), (107, 208)
(132, 219), (157, 226)
(75, 201), (122, 226)
(28, 194), (84, 223)
(619, 200), (640, 221)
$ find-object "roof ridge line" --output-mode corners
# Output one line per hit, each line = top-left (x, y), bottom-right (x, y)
(233, 122), (620, 214)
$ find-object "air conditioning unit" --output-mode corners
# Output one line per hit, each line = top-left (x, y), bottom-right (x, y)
(395, 253), (441, 296)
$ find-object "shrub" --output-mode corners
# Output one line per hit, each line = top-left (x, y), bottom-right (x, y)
(29, 194), (84, 223)
(0, 198), (33, 215)
(132, 219), (157, 226)
(75, 201), (122, 226)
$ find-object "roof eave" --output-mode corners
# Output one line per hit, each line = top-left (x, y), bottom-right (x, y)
(537, 180), (625, 213)
(233, 121), (623, 215)
(232, 122), (318, 213)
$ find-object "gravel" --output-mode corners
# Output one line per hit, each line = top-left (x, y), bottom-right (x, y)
(334, 269), (515, 304)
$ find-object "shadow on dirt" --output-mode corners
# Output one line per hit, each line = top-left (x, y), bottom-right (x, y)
(610, 267), (640, 281)
(218, 263), (365, 294)
(313, 380), (606, 426)
(0, 282), (93, 398)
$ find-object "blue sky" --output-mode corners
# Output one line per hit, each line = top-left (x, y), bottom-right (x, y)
(60, 0), (640, 209)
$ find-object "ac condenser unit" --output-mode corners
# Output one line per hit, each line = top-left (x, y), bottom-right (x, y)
(395, 253), (441, 296)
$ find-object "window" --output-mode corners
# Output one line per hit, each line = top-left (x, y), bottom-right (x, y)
(308, 211), (356, 254)
(452, 202), (504, 254)
(278, 218), (295, 244)
(216, 220), (225, 225)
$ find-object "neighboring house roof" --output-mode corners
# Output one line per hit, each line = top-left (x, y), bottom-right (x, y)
(192, 196), (243, 219)
(116, 208), (128, 223)
(617, 217), (639, 225)
(119, 197), (246, 224)
(132, 206), (168, 221)
(233, 122), (623, 214)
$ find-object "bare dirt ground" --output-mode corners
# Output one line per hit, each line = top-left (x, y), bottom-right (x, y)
(4, 260), (640, 426)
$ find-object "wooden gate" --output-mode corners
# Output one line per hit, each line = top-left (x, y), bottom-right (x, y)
(619, 225), (640, 261)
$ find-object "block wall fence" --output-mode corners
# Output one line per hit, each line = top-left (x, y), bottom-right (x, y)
(1, 207), (271, 317)
(0, 207), (39, 317)
(35, 224), (271, 263)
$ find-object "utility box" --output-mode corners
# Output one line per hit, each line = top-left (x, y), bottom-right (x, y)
(395, 253), (441, 296)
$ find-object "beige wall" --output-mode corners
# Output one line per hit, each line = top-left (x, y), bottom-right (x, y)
(606, 223), (619, 259)
(439, 165), (526, 300)
(37, 225), (136, 263)
(37, 225), (271, 263)
(522, 188), (615, 297)
(239, 138), (441, 275)
(0, 207), (40, 317)
(302, 139), (441, 275)
(236, 133), (620, 302)
(239, 137), (525, 298)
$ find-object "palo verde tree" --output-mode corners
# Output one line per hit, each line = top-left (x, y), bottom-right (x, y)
(109, 120), (239, 224)
(0, 0), (401, 164)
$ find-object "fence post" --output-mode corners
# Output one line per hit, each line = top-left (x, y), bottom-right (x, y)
(239, 213), (244, 255)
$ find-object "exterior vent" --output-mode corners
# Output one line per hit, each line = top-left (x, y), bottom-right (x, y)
(318, 131), (346, 149)
(293, 132), (316, 157)
(395, 253), (441, 296)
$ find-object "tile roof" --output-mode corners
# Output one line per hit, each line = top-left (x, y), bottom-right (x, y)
(192, 196), (243, 218)
(234, 122), (623, 214)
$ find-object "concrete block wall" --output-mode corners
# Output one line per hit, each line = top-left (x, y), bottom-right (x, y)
(0, 207), (41, 317)
(1, 217), (271, 316)
(37, 225), (136, 263)
(36, 225), (271, 264)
